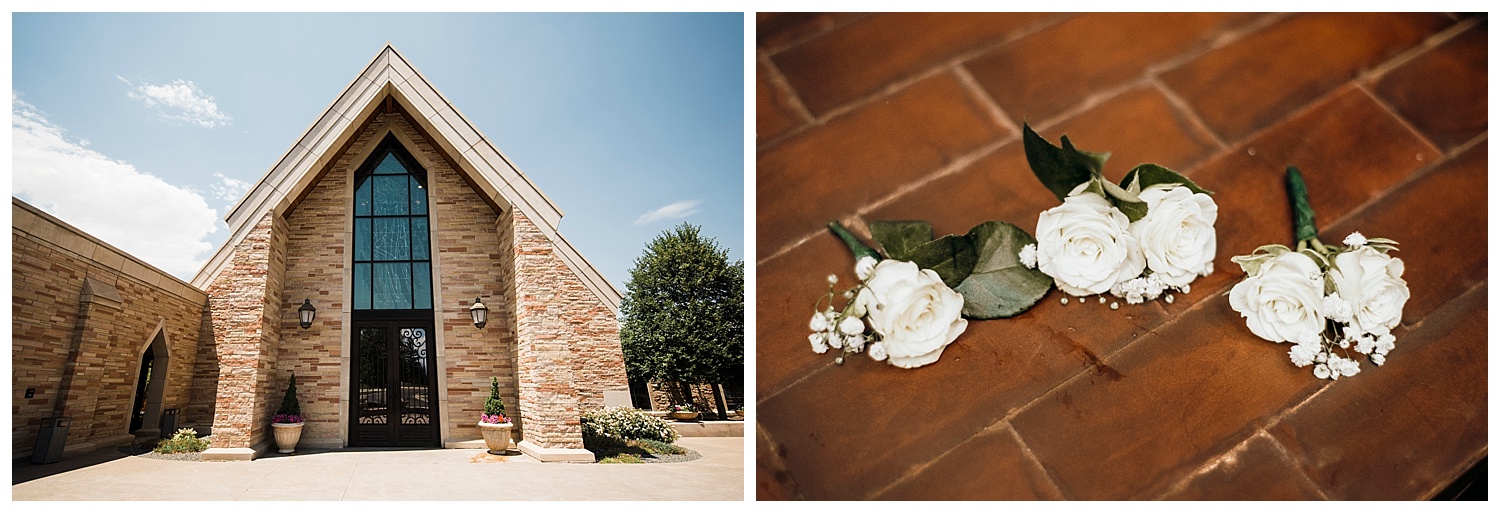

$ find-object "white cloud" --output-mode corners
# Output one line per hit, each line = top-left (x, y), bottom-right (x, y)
(119, 76), (233, 128)
(210, 172), (253, 207)
(12, 93), (220, 279)
(633, 199), (701, 225)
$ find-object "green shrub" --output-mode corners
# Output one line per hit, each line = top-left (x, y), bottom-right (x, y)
(599, 454), (642, 464)
(581, 406), (678, 444)
(154, 428), (208, 454)
(631, 438), (686, 455)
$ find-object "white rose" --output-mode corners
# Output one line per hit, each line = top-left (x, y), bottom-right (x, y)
(1129, 185), (1218, 287)
(1035, 192), (1146, 296)
(1229, 251), (1325, 343)
(1329, 246), (1409, 337)
(853, 259), (967, 369)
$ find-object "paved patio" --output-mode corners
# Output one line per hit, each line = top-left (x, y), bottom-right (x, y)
(12, 437), (744, 500)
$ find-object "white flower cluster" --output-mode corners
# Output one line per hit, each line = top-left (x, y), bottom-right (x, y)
(808, 256), (968, 369)
(1229, 232), (1408, 380)
(1021, 184), (1217, 307)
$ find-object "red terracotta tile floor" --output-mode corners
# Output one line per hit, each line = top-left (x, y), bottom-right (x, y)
(755, 12), (1486, 500)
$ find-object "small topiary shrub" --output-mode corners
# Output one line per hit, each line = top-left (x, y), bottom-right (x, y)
(581, 406), (678, 445)
(481, 377), (510, 424)
(154, 428), (209, 454)
(273, 373), (303, 424)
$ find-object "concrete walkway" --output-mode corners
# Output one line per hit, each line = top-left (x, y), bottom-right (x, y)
(12, 437), (744, 500)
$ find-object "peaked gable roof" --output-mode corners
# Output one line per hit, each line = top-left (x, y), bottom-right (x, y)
(192, 44), (621, 313)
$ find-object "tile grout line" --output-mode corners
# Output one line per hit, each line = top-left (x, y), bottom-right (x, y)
(854, 137), (1011, 217)
(757, 50), (816, 125)
(755, 62), (952, 154)
(1352, 82), (1445, 157)
(1035, 12), (1290, 136)
(1259, 428), (1334, 500)
(1151, 431), (1262, 499)
(756, 424), (807, 499)
(954, 64), (1022, 136)
(758, 13), (1075, 154)
(1358, 15), (1480, 83)
(759, 13), (874, 57)
(862, 420), (1013, 499)
(1443, 131), (1488, 160)
(1152, 76), (1229, 150)
(1004, 421), (1073, 500)
(757, 134), (1009, 269)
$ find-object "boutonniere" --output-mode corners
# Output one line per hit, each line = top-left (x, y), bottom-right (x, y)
(1229, 166), (1409, 379)
(1020, 123), (1218, 308)
(811, 219), (1050, 369)
(807, 124), (1223, 369)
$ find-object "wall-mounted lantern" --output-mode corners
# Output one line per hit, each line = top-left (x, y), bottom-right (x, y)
(298, 299), (317, 329)
(470, 298), (489, 329)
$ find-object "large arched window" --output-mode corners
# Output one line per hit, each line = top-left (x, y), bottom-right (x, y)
(352, 134), (432, 311)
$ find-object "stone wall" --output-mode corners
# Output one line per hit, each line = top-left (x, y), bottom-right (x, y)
(11, 199), (208, 459)
(420, 114), (518, 444)
(276, 108), (522, 446)
(507, 209), (629, 448)
(205, 212), (287, 449)
(279, 129), (355, 446)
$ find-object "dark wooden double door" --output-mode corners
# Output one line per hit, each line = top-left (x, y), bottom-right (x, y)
(349, 317), (439, 447)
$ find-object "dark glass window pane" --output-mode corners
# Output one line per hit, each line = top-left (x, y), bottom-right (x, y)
(372, 262), (412, 310)
(411, 218), (429, 260)
(354, 263), (371, 310)
(357, 327), (387, 424)
(372, 175), (409, 215)
(372, 217), (410, 261)
(410, 176), (427, 215)
(413, 263), (431, 310)
(354, 218), (371, 261)
(373, 153), (406, 175)
(355, 177), (371, 216)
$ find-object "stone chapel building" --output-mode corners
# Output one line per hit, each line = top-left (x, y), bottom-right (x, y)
(12, 45), (630, 462)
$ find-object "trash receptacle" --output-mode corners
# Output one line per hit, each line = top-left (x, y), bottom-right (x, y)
(160, 408), (179, 436)
(32, 417), (70, 464)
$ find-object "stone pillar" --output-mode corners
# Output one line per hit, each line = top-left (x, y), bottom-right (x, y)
(53, 277), (130, 452)
(203, 212), (288, 460)
(506, 210), (593, 462)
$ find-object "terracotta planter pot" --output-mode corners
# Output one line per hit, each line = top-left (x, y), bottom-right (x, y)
(478, 421), (513, 454)
(669, 411), (699, 422)
(272, 422), (304, 454)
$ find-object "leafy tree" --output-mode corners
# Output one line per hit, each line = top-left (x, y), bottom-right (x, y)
(620, 223), (744, 419)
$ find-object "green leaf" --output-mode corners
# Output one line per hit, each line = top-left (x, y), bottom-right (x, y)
(1060, 136), (1110, 176)
(1022, 123), (1110, 201)
(955, 221), (1053, 319)
(1100, 178), (1148, 222)
(1119, 163), (1213, 196)
(868, 220), (933, 261)
(828, 221), (881, 262)
(905, 233), (979, 289)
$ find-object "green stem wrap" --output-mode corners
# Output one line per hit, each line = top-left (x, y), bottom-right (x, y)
(827, 221), (881, 262)
(1285, 166), (1319, 245)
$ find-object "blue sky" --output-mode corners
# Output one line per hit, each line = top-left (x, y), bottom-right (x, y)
(11, 12), (744, 291)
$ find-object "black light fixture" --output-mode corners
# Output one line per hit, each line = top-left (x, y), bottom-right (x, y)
(470, 298), (489, 329)
(298, 299), (317, 329)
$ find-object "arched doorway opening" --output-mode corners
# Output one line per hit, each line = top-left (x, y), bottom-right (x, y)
(129, 329), (170, 436)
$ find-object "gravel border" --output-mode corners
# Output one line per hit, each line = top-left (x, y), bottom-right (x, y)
(639, 448), (701, 463)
